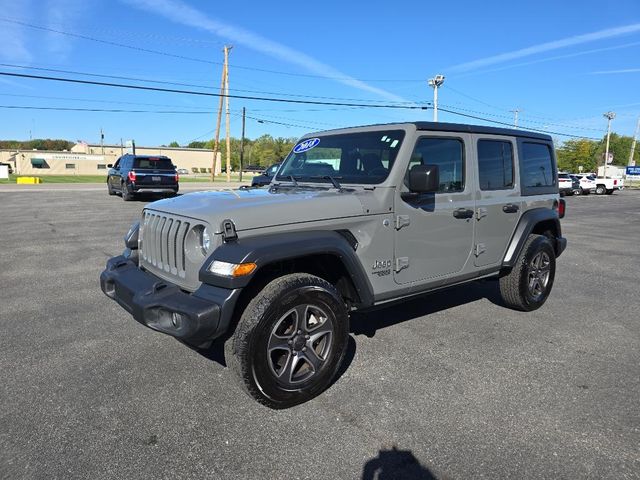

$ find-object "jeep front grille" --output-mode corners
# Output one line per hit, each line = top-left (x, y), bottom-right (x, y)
(141, 212), (191, 278)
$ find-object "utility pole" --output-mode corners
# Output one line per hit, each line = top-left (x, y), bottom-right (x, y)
(427, 74), (445, 122)
(224, 45), (233, 183)
(629, 117), (640, 166)
(239, 107), (246, 183)
(510, 109), (520, 128)
(120, 138), (123, 156)
(100, 128), (104, 155)
(603, 111), (616, 178)
(211, 46), (231, 181)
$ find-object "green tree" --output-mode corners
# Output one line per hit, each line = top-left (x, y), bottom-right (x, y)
(556, 138), (598, 172)
(168, 141), (180, 147)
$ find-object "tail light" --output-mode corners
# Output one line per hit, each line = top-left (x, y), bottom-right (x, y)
(557, 199), (566, 219)
(614, 179), (618, 186)
(127, 171), (136, 182)
(175, 173), (179, 182)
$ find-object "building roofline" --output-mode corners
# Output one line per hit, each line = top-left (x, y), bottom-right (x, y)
(76, 144), (212, 152)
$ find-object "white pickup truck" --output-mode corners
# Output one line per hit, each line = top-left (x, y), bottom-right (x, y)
(594, 176), (624, 195)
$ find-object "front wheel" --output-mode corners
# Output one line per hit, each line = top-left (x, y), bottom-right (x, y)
(499, 234), (556, 312)
(595, 185), (606, 195)
(107, 181), (115, 196)
(226, 273), (349, 409)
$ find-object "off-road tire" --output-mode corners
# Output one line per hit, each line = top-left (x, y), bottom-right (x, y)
(595, 185), (606, 195)
(121, 182), (134, 201)
(499, 234), (556, 312)
(225, 273), (349, 409)
(107, 181), (115, 196)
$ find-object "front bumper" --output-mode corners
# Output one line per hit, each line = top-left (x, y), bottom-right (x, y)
(100, 255), (238, 346)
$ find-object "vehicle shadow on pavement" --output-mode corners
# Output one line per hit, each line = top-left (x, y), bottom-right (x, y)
(350, 280), (504, 338)
(361, 446), (439, 479)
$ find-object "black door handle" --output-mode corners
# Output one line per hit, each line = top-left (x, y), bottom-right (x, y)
(453, 208), (474, 219)
(502, 204), (520, 213)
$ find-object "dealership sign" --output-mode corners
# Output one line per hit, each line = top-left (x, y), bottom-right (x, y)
(626, 166), (640, 176)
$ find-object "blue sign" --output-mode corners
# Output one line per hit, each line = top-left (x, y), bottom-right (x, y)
(293, 138), (320, 153)
(626, 166), (640, 176)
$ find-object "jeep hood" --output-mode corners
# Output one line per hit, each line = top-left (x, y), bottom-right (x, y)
(147, 187), (372, 233)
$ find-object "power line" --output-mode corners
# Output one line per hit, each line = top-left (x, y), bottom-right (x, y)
(0, 62), (419, 104)
(437, 106), (601, 140)
(0, 71), (428, 110)
(0, 105), (211, 114)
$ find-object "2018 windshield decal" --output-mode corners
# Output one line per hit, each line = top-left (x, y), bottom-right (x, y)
(293, 138), (320, 153)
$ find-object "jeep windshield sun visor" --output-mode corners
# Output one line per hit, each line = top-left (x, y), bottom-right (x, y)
(276, 130), (405, 185)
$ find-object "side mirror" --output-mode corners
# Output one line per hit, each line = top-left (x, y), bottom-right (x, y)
(107, 164), (113, 168)
(408, 164), (439, 193)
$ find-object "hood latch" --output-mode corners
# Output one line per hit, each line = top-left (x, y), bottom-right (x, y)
(221, 219), (238, 242)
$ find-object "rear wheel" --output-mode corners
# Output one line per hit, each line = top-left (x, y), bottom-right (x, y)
(499, 234), (556, 312)
(121, 182), (134, 201)
(595, 185), (606, 195)
(226, 273), (349, 409)
(606, 189), (614, 195)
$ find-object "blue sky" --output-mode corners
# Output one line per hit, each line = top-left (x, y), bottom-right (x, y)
(0, 0), (639, 146)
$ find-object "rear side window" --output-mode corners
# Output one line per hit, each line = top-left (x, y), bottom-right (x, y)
(521, 143), (555, 188)
(477, 140), (514, 190)
(134, 157), (174, 170)
(408, 138), (464, 193)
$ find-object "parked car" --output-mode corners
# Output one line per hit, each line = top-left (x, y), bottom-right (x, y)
(107, 154), (179, 201)
(251, 162), (281, 187)
(101, 122), (567, 408)
(558, 173), (574, 196)
(176, 168), (189, 175)
(569, 175), (582, 196)
(573, 174), (596, 195)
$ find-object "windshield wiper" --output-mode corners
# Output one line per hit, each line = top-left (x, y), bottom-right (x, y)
(306, 175), (342, 190)
(288, 175), (299, 186)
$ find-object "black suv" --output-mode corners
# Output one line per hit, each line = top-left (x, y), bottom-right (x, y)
(107, 154), (179, 201)
(251, 162), (281, 187)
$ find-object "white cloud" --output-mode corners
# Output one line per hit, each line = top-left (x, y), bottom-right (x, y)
(0, 0), (32, 62)
(120, 0), (409, 103)
(591, 68), (640, 74)
(449, 23), (640, 72)
(45, 0), (91, 58)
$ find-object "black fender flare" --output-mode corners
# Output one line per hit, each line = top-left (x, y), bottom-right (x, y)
(199, 230), (374, 307)
(502, 208), (566, 268)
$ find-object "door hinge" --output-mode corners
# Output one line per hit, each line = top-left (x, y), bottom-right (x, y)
(476, 208), (488, 220)
(395, 257), (409, 272)
(395, 215), (410, 230)
(474, 243), (486, 256)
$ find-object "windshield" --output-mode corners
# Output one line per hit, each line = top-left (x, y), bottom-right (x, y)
(276, 130), (405, 185)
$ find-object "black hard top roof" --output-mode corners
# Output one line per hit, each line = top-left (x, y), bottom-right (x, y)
(413, 121), (552, 141)
(316, 121), (552, 142)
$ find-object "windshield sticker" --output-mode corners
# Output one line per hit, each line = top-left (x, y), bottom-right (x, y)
(293, 138), (320, 153)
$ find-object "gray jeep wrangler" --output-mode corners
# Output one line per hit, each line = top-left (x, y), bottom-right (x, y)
(100, 122), (567, 409)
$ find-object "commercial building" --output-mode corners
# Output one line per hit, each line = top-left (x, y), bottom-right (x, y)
(0, 143), (221, 176)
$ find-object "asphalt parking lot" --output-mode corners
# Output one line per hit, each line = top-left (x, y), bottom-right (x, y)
(1, 186), (639, 479)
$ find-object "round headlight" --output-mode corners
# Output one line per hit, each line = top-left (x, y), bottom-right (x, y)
(201, 227), (212, 254)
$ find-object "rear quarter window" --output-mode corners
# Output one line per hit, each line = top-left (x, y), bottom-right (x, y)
(519, 141), (557, 196)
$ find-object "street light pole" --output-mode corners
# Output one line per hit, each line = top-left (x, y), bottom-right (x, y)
(603, 111), (615, 178)
(427, 74), (445, 122)
(629, 116), (640, 166)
